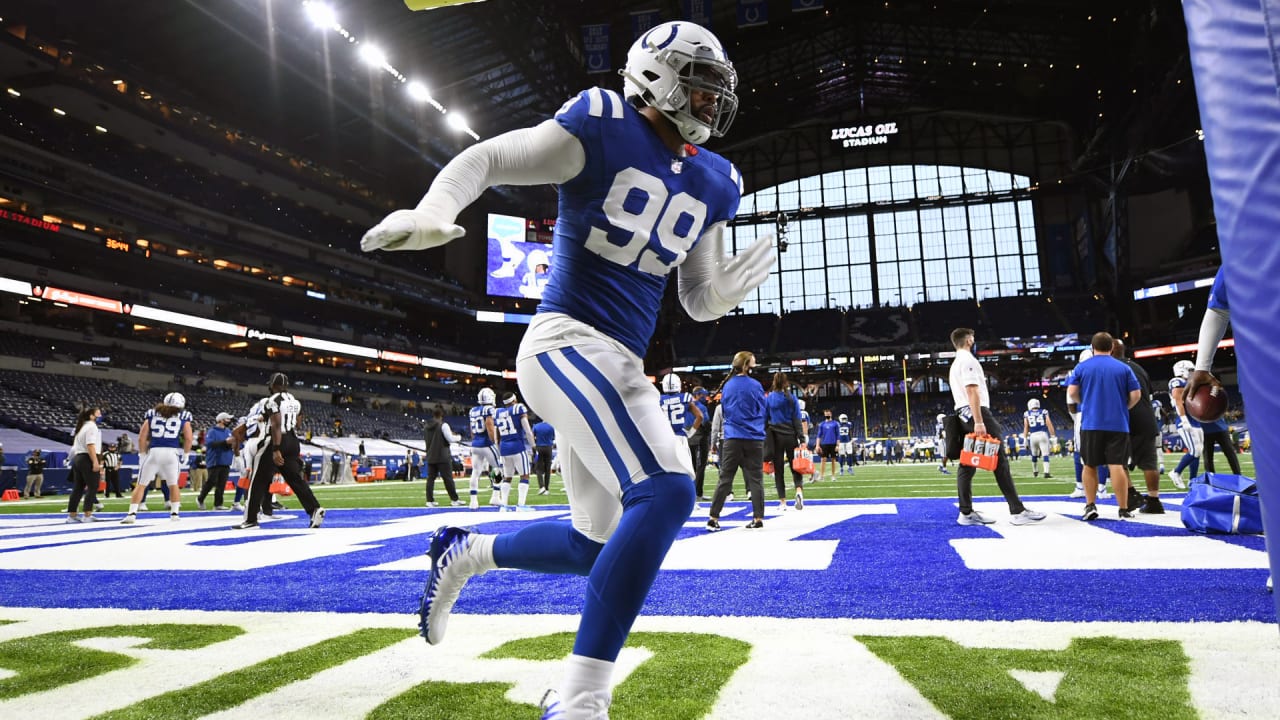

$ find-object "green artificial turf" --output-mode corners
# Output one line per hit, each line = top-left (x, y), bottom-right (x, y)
(2, 454), (1243, 514)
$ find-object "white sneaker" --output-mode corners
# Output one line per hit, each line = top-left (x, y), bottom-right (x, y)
(1098, 488), (1113, 500)
(120, 513), (136, 525)
(1068, 487), (1087, 499)
(1169, 471), (1186, 489)
(170, 512), (180, 521)
(794, 492), (804, 511)
(1009, 508), (1047, 525)
(957, 509), (997, 526)
(139, 504), (148, 512)
(232, 503), (244, 512)
(726, 493), (735, 503)
(451, 499), (465, 506)
(426, 501), (438, 508)
(469, 497), (479, 510)
(539, 689), (611, 720)
(310, 507), (326, 529)
(778, 499), (788, 511)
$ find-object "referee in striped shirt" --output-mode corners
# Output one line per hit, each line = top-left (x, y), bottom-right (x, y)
(234, 373), (325, 529)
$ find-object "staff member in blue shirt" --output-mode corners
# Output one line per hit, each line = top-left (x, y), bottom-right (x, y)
(199, 412), (237, 511)
(765, 372), (806, 511)
(707, 351), (766, 531)
(1068, 332), (1142, 520)
(532, 417), (556, 496)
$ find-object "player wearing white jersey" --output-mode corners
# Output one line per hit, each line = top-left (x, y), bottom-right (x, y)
(1168, 360), (1203, 488)
(935, 413), (951, 474)
(232, 373), (325, 529)
(122, 392), (192, 524)
(362, 21), (771, 719)
(1022, 399), (1056, 478)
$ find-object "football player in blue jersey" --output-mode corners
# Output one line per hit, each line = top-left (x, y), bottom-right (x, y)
(122, 392), (193, 524)
(467, 388), (500, 510)
(362, 21), (773, 719)
(494, 392), (536, 511)
(1168, 360), (1203, 489)
(1022, 398), (1057, 479)
(658, 372), (703, 445)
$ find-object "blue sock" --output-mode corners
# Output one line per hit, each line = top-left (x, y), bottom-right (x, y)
(493, 522), (603, 575)
(1073, 452), (1083, 485)
(1175, 453), (1197, 475)
(573, 472), (694, 661)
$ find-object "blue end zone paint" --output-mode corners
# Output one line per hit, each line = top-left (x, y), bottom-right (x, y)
(0, 497), (1272, 623)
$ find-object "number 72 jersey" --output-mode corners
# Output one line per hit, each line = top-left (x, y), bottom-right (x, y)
(542, 87), (745, 358)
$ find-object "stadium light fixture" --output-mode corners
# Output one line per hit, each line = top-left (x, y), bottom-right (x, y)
(52, 107), (66, 116)
(445, 111), (469, 132)
(358, 43), (388, 69)
(5, 88), (19, 97)
(302, 0), (338, 30)
(406, 80), (431, 102)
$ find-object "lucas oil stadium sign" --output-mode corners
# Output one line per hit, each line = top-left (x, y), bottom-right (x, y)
(831, 121), (899, 148)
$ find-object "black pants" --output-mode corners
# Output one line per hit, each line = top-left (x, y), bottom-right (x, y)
(709, 438), (765, 520)
(767, 426), (803, 500)
(200, 465), (230, 507)
(1202, 430), (1242, 475)
(425, 461), (458, 503)
(689, 431), (711, 498)
(104, 468), (122, 497)
(956, 408), (1026, 515)
(67, 453), (98, 514)
(534, 445), (553, 490)
(245, 433), (320, 522)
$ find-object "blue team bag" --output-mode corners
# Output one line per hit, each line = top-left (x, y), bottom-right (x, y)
(1180, 473), (1264, 535)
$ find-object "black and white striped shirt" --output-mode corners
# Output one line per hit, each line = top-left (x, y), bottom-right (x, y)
(265, 391), (302, 434)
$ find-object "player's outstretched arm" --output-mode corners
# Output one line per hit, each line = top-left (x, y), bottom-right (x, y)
(360, 120), (586, 253)
(677, 222), (776, 321)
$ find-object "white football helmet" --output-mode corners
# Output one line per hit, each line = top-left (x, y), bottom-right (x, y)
(661, 373), (681, 393)
(1173, 360), (1195, 379)
(1077, 349), (1094, 364)
(502, 392), (518, 405)
(1027, 398), (1040, 410)
(838, 413), (849, 422)
(621, 21), (738, 144)
(527, 249), (550, 271)
(936, 413), (947, 422)
(163, 392), (186, 409)
(798, 400), (806, 412)
(477, 388), (496, 406)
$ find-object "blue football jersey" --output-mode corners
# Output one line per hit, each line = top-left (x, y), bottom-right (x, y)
(495, 403), (529, 454)
(1024, 408), (1050, 433)
(144, 408), (191, 449)
(1168, 377), (1202, 428)
(1208, 267), (1229, 311)
(838, 421), (853, 442)
(659, 391), (695, 435)
(469, 405), (495, 447)
(542, 87), (744, 357)
(935, 419), (945, 439)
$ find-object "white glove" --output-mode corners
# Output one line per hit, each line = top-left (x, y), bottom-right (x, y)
(178, 450), (189, 467)
(709, 233), (776, 308)
(360, 208), (465, 253)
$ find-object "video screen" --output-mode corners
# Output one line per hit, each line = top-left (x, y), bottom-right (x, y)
(486, 214), (553, 299)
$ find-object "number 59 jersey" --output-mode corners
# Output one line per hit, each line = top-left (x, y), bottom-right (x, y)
(543, 87), (745, 357)
(144, 408), (192, 449)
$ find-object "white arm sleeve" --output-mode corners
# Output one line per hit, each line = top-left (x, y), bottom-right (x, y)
(415, 119), (586, 218)
(442, 424), (458, 444)
(677, 222), (738, 322)
(1195, 307), (1230, 371)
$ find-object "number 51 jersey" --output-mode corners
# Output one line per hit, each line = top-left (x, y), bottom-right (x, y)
(543, 87), (745, 357)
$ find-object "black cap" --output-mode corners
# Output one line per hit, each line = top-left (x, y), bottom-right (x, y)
(269, 372), (289, 389)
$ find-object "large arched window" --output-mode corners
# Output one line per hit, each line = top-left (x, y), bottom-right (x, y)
(729, 165), (1040, 313)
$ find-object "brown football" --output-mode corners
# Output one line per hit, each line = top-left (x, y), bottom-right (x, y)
(1187, 382), (1229, 424)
